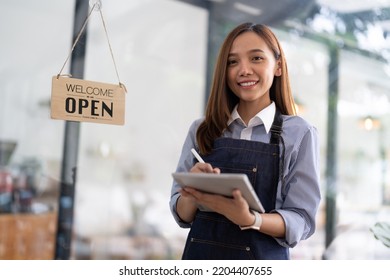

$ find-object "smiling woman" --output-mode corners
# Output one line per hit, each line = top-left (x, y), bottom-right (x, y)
(3, 0), (390, 262)
(170, 23), (321, 260)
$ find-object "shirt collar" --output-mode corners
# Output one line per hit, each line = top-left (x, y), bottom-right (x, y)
(228, 102), (276, 134)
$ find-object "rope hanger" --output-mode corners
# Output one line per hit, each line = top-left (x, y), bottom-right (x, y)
(57, 0), (126, 92)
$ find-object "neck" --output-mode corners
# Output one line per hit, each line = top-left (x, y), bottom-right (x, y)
(237, 99), (271, 125)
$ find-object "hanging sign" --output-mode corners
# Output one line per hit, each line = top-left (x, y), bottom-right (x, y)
(51, 76), (126, 125)
(51, 2), (127, 126)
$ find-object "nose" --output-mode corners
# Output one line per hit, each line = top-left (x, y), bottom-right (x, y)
(238, 61), (253, 76)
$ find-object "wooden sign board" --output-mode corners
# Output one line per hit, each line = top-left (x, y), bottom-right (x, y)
(51, 76), (126, 125)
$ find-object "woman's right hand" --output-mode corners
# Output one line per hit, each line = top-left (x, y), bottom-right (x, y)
(190, 162), (221, 174)
(176, 162), (220, 223)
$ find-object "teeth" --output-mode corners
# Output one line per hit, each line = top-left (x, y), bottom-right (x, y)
(240, 81), (256, 86)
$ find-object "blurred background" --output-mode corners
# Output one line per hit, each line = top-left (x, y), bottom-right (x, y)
(0, 0), (389, 260)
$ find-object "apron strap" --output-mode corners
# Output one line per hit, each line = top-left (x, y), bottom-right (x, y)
(269, 109), (283, 144)
(269, 109), (288, 199)
(270, 109), (285, 198)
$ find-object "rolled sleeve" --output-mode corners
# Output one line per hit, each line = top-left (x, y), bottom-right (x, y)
(274, 125), (321, 248)
(169, 119), (203, 228)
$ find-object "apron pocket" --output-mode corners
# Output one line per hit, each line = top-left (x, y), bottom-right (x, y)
(211, 161), (258, 188)
(184, 237), (255, 260)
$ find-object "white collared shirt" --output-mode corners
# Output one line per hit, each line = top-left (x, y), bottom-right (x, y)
(226, 102), (276, 141)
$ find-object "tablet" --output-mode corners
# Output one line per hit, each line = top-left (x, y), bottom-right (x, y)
(172, 172), (265, 213)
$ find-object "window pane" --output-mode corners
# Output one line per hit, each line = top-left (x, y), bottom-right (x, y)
(73, 0), (208, 259)
(0, 0), (74, 259)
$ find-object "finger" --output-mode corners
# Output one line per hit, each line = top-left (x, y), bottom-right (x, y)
(184, 187), (211, 204)
(191, 162), (215, 173)
(180, 186), (195, 195)
(232, 189), (245, 202)
(183, 187), (199, 197)
(232, 189), (249, 209)
(213, 167), (221, 174)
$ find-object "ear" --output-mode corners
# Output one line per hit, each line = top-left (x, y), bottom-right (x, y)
(274, 60), (282, 77)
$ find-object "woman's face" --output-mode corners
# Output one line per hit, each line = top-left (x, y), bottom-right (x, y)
(227, 31), (281, 109)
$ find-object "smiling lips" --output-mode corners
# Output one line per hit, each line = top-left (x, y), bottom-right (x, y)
(238, 81), (258, 87)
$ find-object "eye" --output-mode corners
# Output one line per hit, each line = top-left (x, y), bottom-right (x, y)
(252, 56), (263, 62)
(227, 59), (237, 66)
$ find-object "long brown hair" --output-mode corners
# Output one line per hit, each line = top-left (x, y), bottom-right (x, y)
(196, 22), (296, 155)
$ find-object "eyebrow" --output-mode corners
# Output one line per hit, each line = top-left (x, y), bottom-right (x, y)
(228, 49), (265, 56)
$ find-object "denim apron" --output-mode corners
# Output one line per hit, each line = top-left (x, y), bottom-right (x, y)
(182, 111), (289, 260)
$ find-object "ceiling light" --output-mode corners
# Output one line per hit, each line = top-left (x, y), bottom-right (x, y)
(359, 116), (381, 131)
(233, 2), (262, 16)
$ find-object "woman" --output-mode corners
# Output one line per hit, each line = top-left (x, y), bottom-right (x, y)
(169, 23), (321, 260)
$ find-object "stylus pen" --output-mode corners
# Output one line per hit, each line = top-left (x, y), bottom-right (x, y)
(191, 148), (205, 163)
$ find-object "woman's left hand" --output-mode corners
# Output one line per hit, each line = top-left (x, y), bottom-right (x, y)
(182, 187), (255, 227)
